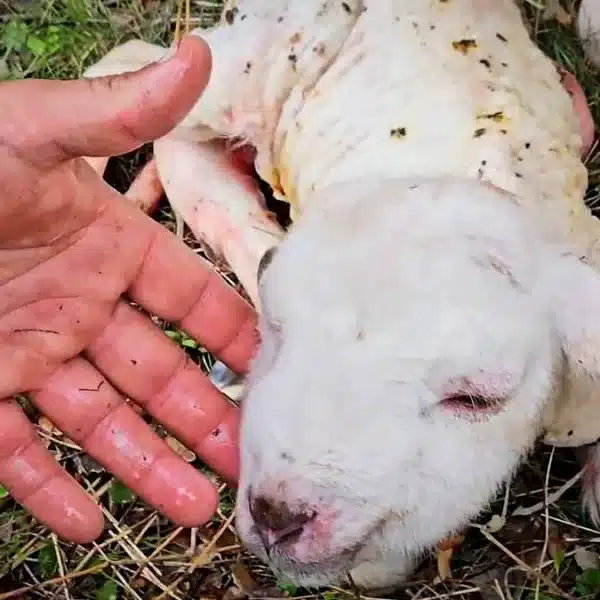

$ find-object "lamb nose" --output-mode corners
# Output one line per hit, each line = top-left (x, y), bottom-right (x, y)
(249, 493), (316, 549)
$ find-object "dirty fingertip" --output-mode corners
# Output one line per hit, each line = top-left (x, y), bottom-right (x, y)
(25, 477), (105, 544)
(142, 454), (220, 527)
(196, 408), (241, 486)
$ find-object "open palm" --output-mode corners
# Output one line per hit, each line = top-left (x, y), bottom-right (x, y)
(0, 37), (257, 543)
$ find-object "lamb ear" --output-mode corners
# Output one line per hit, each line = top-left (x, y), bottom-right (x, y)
(541, 251), (600, 447)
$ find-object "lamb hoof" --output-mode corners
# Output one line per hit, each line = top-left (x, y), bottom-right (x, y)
(580, 442), (600, 526)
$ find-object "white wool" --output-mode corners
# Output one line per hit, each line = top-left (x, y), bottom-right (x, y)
(238, 178), (563, 589)
(84, 0), (600, 591)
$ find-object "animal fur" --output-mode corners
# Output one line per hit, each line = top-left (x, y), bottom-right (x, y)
(84, 0), (600, 592)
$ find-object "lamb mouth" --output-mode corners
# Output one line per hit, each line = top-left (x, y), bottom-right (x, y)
(264, 515), (390, 588)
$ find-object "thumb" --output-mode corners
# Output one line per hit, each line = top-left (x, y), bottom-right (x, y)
(0, 36), (212, 169)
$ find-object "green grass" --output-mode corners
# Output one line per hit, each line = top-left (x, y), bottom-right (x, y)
(2, 1), (600, 599)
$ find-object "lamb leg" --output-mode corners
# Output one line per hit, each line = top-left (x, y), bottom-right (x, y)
(79, 14), (289, 307)
(152, 134), (284, 310)
(579, 441), (600, 526)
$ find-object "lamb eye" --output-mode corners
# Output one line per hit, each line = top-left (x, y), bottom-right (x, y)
(441, 394), (490, 410)
(440, 394), (506, 417)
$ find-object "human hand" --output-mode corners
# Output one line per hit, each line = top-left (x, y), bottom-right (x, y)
(0, 36), (258, 543)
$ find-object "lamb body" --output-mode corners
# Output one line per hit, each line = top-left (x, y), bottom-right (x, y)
(84, 0), (600, 592)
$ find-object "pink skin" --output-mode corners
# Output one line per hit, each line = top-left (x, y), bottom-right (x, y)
(283, 512), (338, 564)
(556, 65), (596, 156)
(259, 503), (339, 563)
(238, 477), (347, 565)
(90, 139), (277, 308)
(0, 37), (261, 544)
(125, 157), (164, 213)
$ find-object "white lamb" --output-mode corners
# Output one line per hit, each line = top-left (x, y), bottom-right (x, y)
(84, 0), (600, 592)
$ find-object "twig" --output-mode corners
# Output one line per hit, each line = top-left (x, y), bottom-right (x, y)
(471, 524), (573, 599)
(51, 533), (71, 600)
(533, 447), (555, 600)
(153, 510), (237, 600)
(512, 468), (584, 517)
(0, 553), (197, 600)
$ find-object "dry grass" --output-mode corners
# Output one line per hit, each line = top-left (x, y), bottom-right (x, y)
(1, 1), (600, 599)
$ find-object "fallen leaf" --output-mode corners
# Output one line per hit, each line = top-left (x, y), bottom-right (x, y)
(574, 546), (600, 571)
(547, 524), (565, 559)
(231, 561), (258, 593)
(192, 545), (219, 567)
(39, 543), (58, 579)
(165, 436), (196, 462)
(96, 579), (119, 600)
(38, 416), (62, 437)
(484, 513), (505, 533)
(435, 532), (466, 582)
(548, 526), (566, 572)
(108, 480), (136, 505)
(436, 547), (454, 582)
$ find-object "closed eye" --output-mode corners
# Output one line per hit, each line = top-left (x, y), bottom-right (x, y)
(440, 393), (507, 417)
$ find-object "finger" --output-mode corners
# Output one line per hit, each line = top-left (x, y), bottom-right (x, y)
(31, 357), (220, 527)
(0, 35), (211, 170)
(0, 399), (104, 543)
(125, 157), (165, 214)
(86, 301), (240, 483)
(126, 218), (260, 376)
